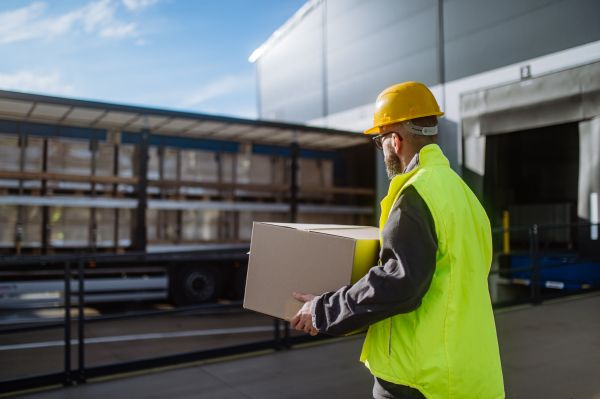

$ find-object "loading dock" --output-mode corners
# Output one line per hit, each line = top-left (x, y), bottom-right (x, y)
(461, 61), (600, 296)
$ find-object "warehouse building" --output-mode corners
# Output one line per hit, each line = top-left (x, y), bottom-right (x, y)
(250, 0), (600, 297)
(251, 0), (600, 228)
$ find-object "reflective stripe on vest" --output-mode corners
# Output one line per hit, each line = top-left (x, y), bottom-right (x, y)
(360, 144), (505, 399)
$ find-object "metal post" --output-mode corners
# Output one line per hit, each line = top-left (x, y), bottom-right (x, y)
(286, 132), (299, 347)
(284, 318), (291, 349)
(17, 123), (24, 195)
(41, 139), (50, 254)
(283, 132), (300, 349)
(113, 143), (120, 252)
(532, 225), (541, 304)
(529, 225), (542, 304)
(232, 151), (239, 241)
(158, 143), (165, 240)
(274, 319), (281, 350)
(16, 125), (24, 255)
(90, 134), (97, 252)
(290, 133), (299, 224)
(216, 151), (224, 240)
(176, 148), (182, 243)
(133, 116), (150, 251)
(528, 228), (535, 301)
(77, 258), (86, 383)
(64, 260), (72, 386)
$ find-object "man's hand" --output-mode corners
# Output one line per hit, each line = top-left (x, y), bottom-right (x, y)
(290, 292), (318, 336)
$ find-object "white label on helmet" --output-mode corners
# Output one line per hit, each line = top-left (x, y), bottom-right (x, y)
(402, 120), (438, 136)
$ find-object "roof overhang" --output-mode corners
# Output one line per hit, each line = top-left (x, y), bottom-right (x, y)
(0, 89), (368, 150)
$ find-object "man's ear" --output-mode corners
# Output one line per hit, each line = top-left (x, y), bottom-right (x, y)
(392, 133), (402, 154)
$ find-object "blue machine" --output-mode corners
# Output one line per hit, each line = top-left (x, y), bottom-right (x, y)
(510, 254), (600, 290)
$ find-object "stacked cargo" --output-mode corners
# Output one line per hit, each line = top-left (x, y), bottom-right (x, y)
(0, 119), (374, 254)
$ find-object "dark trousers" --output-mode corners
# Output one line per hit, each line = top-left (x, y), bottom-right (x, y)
(373, 377), (426, 399)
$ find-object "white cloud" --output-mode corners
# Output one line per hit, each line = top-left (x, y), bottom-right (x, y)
(82, 0), (115, 32)
(182, 75), (255, 108)
(122, 0), (161, 11)
(0, 70), (74, 95)
(135, 38), (150, 46)
(0, 0), (140, 44)
(100, 22), (137, 38)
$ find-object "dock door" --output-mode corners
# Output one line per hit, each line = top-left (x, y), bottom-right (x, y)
(461, 61), (600, 297)
(461, 61), (600, 239)
(483, 122), (580, 251)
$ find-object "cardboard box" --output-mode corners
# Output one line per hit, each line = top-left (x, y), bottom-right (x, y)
(244, 223), (380, 321)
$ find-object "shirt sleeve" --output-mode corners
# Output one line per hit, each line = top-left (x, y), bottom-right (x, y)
(310, 185), (438, 336)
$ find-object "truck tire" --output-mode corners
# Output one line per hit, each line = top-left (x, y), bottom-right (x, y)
(232, 264), (248, 300)
(173, 265), (224, 306)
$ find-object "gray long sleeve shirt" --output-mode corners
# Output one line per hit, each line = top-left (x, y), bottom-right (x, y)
(310, 168), (438, 336)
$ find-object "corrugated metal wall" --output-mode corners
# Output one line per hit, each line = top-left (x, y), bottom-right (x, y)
(257, 0), (600, 123)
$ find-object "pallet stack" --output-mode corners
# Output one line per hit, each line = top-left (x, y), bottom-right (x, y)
(0, 127), (374, 254)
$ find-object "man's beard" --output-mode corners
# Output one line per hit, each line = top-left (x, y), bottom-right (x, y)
(384, 150), (403, 179)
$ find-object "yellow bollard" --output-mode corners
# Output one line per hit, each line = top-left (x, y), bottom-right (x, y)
(503, 210), (510, 254)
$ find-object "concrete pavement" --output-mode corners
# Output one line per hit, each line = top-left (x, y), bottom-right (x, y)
(9, 293), (600, 399)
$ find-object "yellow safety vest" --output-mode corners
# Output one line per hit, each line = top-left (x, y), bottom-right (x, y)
(361, 144), (504, 399)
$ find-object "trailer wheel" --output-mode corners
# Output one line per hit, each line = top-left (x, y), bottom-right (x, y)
(232, 264), (248, 300)
(173, 265), (223, 305)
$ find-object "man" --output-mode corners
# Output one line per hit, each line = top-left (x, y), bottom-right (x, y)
(291, 82), (504, 399)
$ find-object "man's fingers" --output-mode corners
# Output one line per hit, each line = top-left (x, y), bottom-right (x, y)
(290, 293), (317, 334)
(290, 314), (300, 329)
(294, 319), (305, 331)
(293, 292), (307, 302)
(293, 292), (314, 302)
(292, 314), (318, 335)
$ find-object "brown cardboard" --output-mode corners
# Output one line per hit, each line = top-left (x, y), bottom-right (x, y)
(243, 222), (380, 320)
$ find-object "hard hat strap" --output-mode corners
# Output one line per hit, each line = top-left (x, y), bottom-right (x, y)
(401, 120), (438, 136)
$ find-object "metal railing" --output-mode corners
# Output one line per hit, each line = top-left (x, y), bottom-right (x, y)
(490, 221), (600, 307)
(0, 252), (334, 395)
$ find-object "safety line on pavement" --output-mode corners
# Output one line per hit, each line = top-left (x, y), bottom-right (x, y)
(0, 325), (276, 351)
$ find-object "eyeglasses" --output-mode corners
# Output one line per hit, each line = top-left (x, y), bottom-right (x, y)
(372, 131), (402, 150)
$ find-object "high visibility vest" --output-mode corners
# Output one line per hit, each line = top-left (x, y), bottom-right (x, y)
(360, 144), (504, 399)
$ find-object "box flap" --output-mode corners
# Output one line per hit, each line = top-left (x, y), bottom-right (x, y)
(320, 227), (380, 240)
(259, 223), (379, 240)
(262, 223), (369, 231)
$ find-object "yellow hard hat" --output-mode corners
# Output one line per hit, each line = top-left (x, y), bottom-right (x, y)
(364, 82), (444, 134)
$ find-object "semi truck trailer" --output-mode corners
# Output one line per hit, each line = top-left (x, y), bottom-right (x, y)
(0, 90), (376, 308)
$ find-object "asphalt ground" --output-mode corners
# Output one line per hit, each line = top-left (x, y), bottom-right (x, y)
(0, 302), (299, 381)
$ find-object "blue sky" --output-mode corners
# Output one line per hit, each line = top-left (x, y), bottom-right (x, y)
(0, 0), (307, 119)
